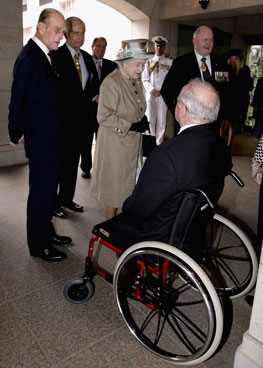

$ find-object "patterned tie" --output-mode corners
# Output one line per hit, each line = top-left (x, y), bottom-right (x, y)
(97, 60), (102, 80)
(74, 51), (82, 82)
(200, 57), (211, 81)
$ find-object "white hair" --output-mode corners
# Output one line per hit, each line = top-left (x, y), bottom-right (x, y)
(180, 78), (220, 122)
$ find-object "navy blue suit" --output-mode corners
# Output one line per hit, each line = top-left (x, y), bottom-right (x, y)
(8, 39), (63, 254)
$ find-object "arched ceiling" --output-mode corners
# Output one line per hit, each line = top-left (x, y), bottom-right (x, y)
(97, 0), (158, 21)
(97, 0), (263, 23)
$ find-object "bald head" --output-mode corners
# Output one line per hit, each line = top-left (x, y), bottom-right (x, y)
(176, 78), (220, 125)
(193, 25), (214, 57)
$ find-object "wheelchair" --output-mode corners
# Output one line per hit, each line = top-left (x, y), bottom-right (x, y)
(63, 172), (258, 365)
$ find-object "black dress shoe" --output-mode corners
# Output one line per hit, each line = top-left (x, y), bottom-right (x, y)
(51, 234), (72, 246)
(54, 207), (67, 218)
(62, 201), (84, 212)
(81, 171), (91, 179)
(30, 246), (67, 262)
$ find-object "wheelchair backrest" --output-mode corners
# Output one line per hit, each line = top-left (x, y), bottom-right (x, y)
(168, 188), (217, 253)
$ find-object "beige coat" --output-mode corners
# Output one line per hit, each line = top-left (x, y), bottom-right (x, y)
(90, 68), (146, 208)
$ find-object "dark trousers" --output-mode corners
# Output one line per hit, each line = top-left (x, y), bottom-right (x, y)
(27, 157), (59, 254)
(80, 110), (99, 173)
(57, 144), (80, 205)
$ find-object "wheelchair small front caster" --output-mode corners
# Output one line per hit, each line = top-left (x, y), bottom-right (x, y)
(63, 278), (94, 304)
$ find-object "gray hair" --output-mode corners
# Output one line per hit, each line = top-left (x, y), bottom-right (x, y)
(65, 17), (85, 34)
(38, 8), (63, 26)
(180, 78), (220, 122)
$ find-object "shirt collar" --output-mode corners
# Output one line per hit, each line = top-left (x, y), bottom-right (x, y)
(178, 123), (205, 134)
(32, 36), (50, 58)
(194, 50), (211, 65)
(66, 43), (81, 58)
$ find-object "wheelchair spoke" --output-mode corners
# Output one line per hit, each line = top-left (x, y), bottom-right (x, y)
(114, 246), (222, 364)
(202, 216), (255, 297)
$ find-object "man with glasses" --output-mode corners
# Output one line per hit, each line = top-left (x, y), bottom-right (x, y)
(50, 17), (99, 218)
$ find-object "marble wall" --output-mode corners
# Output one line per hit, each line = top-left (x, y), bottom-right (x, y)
(0, 0), (27, 166)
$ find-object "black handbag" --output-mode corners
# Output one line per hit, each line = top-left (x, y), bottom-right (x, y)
(142, 133), (156, 157)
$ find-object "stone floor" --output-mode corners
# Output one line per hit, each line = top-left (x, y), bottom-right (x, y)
(0, 133), (260, 368)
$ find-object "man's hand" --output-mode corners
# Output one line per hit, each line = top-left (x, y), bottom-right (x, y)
(93, 95), (99, 103)
(9, 135), (24, 146)
(251, 167), (262, 184)
(152, 89), (161, 97)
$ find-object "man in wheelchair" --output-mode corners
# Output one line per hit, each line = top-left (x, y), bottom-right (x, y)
(93, 78), (232, 256)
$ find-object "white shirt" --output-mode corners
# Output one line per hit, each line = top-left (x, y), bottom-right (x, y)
(194, 50), (212, 80)
(178, 123), (206, 135)
(32, 36), (51, 64)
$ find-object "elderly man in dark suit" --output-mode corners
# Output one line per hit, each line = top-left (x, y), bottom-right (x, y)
(51, 17), (99, 218)
(161, 25), (230, 134)
(8, 8), (72, 261)
(80, 37), (118, 179)
(94, 78), (232, 251)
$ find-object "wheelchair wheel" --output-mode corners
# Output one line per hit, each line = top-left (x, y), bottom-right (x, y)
(64, 278), (94, 304)
(113, 241), (223, 366)
(201, 213), (258, 299)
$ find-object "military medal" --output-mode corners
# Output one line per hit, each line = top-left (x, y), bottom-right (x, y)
(200, 63), (207, 72)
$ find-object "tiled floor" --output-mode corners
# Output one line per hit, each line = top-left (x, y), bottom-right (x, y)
(0, 134), (260, 368)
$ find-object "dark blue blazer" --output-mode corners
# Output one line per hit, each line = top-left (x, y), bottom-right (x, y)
(99, 58), (118, 84)
(8, 39), (63, 161)
(49, 44), (100, 143)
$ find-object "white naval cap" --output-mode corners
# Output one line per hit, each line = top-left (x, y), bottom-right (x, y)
(152, 36), (168, 46)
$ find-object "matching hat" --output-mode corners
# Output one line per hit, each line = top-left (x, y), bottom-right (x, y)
(152, 36), (168, 46)
(115, 39), (153, 62)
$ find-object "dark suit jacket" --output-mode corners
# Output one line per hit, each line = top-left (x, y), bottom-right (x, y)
(91, 58), (118, 126)
(94, 122), (232, 250)
(50, 44), (99, 144)
(8, 39), (63, 160)
(161, 51), (230, 120)
(99, 58), (118, 84)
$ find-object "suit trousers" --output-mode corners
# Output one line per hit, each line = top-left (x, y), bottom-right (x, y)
(27, 157), (59, 253)
(146, 95), (168, 145)
(58, 143), (80, 205)
(80, 112), (99, 173)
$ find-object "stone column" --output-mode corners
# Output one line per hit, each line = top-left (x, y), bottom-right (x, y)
(0, 0), (27, 166)
(234, 246), (263, 368)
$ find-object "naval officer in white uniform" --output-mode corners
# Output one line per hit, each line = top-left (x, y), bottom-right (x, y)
(142, 36), (172, 145)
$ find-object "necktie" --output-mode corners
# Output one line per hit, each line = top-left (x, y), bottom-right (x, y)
(200, 57), (211, 81)
(97, 60), (102, 80)
(74, 51), (82, 82)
